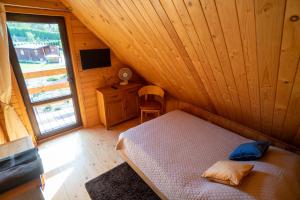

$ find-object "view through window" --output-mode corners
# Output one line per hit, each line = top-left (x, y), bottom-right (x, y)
(7, 21), (79, 136)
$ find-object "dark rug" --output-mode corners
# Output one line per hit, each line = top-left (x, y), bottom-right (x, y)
(85, 163), (161, 200)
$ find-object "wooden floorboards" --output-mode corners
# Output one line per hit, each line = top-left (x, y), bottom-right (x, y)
(38, 118), (139, 200)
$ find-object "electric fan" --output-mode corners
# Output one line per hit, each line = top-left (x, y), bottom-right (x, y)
(118, 67), (132, 85)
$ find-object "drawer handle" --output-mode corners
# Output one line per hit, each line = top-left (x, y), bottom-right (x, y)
(110, 95), (119, 98)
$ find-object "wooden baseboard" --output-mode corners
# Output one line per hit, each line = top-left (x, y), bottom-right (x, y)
(37, 126), (82, 145)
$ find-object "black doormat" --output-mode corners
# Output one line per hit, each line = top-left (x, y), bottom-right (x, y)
(85, 163), (161, 200)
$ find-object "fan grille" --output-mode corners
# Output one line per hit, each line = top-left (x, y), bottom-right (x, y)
(119, 68), (132, 81)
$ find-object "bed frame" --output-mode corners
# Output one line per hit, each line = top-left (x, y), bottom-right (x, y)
(118, 150), (167, 200)
(117, 110), (300, 200)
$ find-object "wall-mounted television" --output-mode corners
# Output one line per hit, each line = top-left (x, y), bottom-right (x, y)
(80, 49), (111, 70)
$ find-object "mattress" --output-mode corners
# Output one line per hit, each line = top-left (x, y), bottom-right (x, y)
(116, 110), (300, 200)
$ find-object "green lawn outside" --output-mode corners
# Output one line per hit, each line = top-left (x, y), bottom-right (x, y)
(20, 63), (65, 73)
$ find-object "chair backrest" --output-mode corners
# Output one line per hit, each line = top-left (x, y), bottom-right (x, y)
(138, 85), (164, 99)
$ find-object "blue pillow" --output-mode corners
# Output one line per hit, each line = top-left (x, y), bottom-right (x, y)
(229, 141), (271, 161)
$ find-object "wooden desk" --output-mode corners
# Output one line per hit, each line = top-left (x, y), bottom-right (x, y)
(96, 83), (141, 129)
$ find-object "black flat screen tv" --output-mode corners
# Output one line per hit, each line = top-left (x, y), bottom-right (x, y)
(80, 49), (111, 70)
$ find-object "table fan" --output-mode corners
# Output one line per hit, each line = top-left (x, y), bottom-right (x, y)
(118, 67), (132, 85)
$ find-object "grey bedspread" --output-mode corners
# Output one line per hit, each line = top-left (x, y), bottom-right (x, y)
(117, 110), (300, 200)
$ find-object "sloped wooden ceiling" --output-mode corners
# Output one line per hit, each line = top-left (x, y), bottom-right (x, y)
(61, 0), (300, 146)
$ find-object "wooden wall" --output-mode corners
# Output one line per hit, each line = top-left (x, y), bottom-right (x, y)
(70, 16), (143, 127)
(69, 15), (128, 127)
(0, 0), (135, 144)
(62, 0), (300, 146)
(0, 71), (34, 144)
(165, 96), (299, 152)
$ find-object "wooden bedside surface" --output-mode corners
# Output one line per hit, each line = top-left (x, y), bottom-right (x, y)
(96, 83), (142, 129)
(97, 83), (142, 94)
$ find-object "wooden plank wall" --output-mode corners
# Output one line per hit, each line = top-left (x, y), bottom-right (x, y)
(69, 15), (128, 127)
(165, 96), (299, 152)
(0, 71), (35, 144)
(0, 0), (135, 144)
(62, 0), (300, 146)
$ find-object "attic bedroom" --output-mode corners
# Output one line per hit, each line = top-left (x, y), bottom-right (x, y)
(0, 0), (299, 199)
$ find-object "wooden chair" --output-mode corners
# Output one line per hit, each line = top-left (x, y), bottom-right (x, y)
(138, 85), (164, 123)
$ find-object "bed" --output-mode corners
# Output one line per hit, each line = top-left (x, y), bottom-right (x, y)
(116, 110), (300, 200)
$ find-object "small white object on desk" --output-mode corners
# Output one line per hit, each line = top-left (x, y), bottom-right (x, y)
(119, 67), (132, 85)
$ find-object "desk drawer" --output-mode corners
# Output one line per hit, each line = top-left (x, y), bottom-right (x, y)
(105, 93), (122, 102)
(126, 88), (138, 95)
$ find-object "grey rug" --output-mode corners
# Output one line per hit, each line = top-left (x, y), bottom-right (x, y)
(85, 163), (161, 200)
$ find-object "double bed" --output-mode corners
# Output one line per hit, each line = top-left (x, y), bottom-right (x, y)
(116, 110), (300, 200)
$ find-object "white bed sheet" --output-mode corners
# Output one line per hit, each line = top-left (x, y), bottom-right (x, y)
(117, 110), (300, 200)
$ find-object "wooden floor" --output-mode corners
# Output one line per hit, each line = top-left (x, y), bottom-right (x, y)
(38, 118), (139, 200)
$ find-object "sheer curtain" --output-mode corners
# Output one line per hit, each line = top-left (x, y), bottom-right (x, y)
(0, 3), (29, 143)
